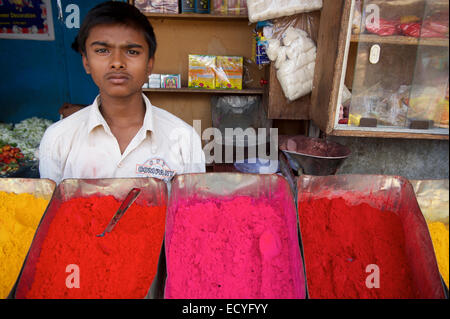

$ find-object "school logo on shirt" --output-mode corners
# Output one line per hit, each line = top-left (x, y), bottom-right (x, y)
(136, 158), (176, 182)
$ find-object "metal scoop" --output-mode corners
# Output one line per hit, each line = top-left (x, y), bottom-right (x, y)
(96, 187), (141, 237)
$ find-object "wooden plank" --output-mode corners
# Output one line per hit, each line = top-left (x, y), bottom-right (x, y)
(351, 34), (449, 47)
(143, 88), (264, 94)
(267, 11), (321, 120)
(267, 63), (310, 120)
(310, 0), (351, 134)
(331, 128), (449, 140)
(144, 13), (249, 20)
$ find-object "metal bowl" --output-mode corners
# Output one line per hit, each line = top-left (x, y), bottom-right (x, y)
(280, 135), (351, 176)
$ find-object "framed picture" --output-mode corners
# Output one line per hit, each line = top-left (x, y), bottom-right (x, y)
(0, 0), (55, 41)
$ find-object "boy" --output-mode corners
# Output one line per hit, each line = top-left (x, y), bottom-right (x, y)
(39, 1), (205, 184)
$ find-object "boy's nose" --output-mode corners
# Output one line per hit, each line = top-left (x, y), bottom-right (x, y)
(110, 52), (125, 69)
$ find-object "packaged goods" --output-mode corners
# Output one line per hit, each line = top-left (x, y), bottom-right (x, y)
(247, 0), (322, 23)
(149, 74), (161, 88)
(267, 27), (316, 101)
(212, 0), (227, 15)
(134, 0), (164, 13)
(188, 55), (216, 89)
(215, 56), (243, 89)
(195, 0), (210, 14)
(180, 0), (195, 13)
(212, 0), (247, 15)
(161, 74), (181, 88)
(366, 18), (399, 36)
(164, 0), (179, 13)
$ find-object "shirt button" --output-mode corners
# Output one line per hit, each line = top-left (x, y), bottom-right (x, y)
(117, 162), (123, 168)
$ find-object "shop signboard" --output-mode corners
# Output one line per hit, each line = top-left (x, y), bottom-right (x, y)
(0, 0), (55, 40)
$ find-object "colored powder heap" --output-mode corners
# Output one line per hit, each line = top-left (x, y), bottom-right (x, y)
(427, 222), (449, 288)
(24, 195), (166, 299)
(299, 197), (419, 299)
(165, 196), (302, 299)
(0, 191), (49, 299)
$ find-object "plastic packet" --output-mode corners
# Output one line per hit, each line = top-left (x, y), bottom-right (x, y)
(134, 0), (178, 13)
(215, 56), (244, 90)
(211, 95), (272, 145)
(352, 0), (365, 34)
(266, 14), (319, 102)
(188, 54), (245, 90)
(247, 0), (322, 23)
(188, 55), (217, 89)
(211, 0), (248, 16)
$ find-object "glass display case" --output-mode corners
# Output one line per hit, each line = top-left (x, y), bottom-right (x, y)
(311, 0), (449, 139)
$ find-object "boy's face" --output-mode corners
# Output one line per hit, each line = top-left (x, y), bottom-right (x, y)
(82, 24), (154, 99)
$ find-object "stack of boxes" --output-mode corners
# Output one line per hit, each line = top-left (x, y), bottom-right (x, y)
(212, 0), (248, 15)
(134, 0), (179, 13)
(144, 74), (181, 89)
(188, 54), (243, 90)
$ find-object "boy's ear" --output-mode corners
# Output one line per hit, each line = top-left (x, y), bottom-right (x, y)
(146, 57), (155, 75)
(82, 54), (91, 75)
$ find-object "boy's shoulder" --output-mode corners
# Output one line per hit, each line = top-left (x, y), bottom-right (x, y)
(43, 106), (92, 139)
(151, 104), (196, 133)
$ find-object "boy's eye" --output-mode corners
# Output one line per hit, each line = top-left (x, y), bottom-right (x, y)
(95, 48), (109, 54)
(127, 49), (140, 55)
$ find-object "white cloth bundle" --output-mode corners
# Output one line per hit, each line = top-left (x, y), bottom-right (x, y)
(267, 27), (317, 101)
(247, 0), (323, 23)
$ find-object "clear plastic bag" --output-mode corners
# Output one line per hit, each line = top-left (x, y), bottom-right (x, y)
(211, 95), (272, 146)
(247, 0), (322, 23)
(266, 14), (319, 102)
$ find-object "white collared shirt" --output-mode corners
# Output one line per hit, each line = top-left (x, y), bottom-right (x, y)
(39, 94), (205, 184)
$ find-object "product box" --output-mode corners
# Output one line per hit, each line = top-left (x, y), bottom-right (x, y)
(227, 0), (247, 15)
(149, 74), (161, 88)
(164, 0), (179, 13)
(195, 0), (210, 13)
(180, 0), (195, 13)
(134, 0), (164, 13)
(215, 56), (243, 90)
(161, 74), (181, 88)
(188, 55), (216, 89)
(212, 0), (227, 15)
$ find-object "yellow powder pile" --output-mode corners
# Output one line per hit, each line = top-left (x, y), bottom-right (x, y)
(0, 191), (49, 298)
(427, 222), (449, 288)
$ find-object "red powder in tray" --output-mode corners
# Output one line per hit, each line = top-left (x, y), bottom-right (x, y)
(25, 195), (166, 299)
(299, 197), (420, 299)
(165, 196), (305, 299)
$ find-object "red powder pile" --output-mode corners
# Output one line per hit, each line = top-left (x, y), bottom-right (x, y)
(24, 195), (166, 299)
(165, 196), (305, 299)
(299, 197), (420, 299)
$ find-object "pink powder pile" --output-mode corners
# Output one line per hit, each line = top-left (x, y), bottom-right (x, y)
(165, 196), (304, 299)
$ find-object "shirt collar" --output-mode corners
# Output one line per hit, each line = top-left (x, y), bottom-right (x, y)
(87, 94), (154, 134)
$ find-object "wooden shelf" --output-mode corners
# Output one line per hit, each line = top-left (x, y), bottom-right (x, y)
(143, 88), (264, 95)
(351, 34), (449, 47)
(331, 126), (449, 140)
(143, 13), (249, 21)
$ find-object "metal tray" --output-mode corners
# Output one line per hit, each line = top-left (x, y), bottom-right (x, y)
(163, 172), (307, 299)
(0, 178), (55, 200)
(297, 174), (447, 299)
(11, 177), (168, 299)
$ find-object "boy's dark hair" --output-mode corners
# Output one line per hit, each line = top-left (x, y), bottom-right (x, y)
(71, 1), (157, 59)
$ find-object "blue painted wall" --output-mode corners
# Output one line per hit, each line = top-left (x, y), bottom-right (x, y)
(0, 0), (124, 124)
